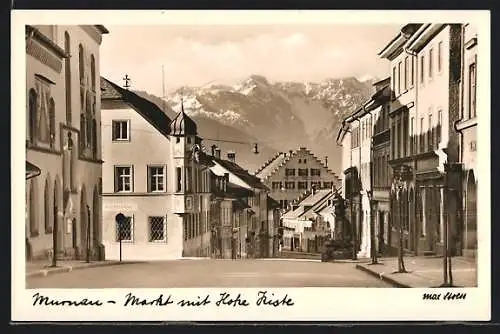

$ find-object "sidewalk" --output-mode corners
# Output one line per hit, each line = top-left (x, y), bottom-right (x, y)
(26, 260), (136, 278)
(356, 256), (477, 288)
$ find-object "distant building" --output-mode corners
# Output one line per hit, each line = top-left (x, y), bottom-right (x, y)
(208, 149), (271, 258)
(255, 147), (341, 211)
(26, 25), (109, 261)
(100, 77), (212, 260)
(280, 188), (336, 253)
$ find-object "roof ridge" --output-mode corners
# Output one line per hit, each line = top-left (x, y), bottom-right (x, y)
(255, 152), (283, 176)
(263, 149), (297, 181)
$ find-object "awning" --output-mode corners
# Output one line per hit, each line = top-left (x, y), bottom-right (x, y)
(26, 161), (41, 180)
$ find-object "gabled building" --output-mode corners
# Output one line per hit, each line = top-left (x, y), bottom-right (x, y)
(255, 147), (341, 211)
(281, 188), (336, 252)
(100, 77), (212, 260)
(26, 25), (108, 261)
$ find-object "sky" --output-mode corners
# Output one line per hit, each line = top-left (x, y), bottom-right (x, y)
(100, 24), (402, 97)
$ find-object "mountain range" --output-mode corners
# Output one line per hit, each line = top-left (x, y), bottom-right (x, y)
(134, 75), (375, 175)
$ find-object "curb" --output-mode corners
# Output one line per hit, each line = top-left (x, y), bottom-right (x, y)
(355, 264), (412, 288)
(26, 261), (143, 279)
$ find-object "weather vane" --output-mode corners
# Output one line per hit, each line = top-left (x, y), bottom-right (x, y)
(123, 74), (131, 90)
(180, 88), (185, 113)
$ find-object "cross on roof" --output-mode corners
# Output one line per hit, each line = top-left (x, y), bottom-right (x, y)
(123, 74), (131, 90)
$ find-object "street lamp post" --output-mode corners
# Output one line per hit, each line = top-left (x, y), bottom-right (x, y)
(439, 162), (462, 287)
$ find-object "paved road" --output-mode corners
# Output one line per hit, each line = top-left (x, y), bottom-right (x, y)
(26, 259), (391, 288)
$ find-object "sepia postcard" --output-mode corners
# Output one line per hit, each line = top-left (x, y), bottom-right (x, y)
(12, 10), (491, 322)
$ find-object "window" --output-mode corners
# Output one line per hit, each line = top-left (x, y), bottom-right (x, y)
(420, 55), (425, 83)
(429, 48), (433, 79)
(285, 168), (295, 176)
(285, 181), (295, 189)
(176, 167), (182, 192)
(438, 41), (443, 72)
(428, 114), (433, 151)
(272, 181), (282, 190)
(148, 166), (166, 192)
(420, 117), (424, 153)
(303, 159), (307, 164)
(115, 166), (132, 192)
(298, 182), (308, 190)
(298, 168), (308, 177)
(392, 66), (396, 93)
(310, 169), (321, 177)
(410, 117), (414, 155)
(28, 89), (37, 143)
(469, 62), (477, 118)
(64, 32), (72, 124)
(403, 115), (408, 157)
(311, 181), (322, 189)
(185, 167), (192, 192)
(398, 61), (402, 94)
(112, 120), (130, 141)
(78, 44), (84, 84)
(323, 182), (333, 189)
(437, 110), (442, 145)
(34, 77), (53, 143)
(410, 56), (415, 87)
(116, 215), (133, 242)
(91, 55), (96, 92)
(404, 56), (409, 91)
(149, 216), (166, 242)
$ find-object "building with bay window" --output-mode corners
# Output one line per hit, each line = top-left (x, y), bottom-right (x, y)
(26, 25), (108, 261)
(100, 77), (212, 260)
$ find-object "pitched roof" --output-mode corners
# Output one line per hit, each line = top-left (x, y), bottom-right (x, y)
(100, 77), (172, 138)
(282, 189), (333, 220)
(255, 152), (287, 179)
(210, 156), (268, 190)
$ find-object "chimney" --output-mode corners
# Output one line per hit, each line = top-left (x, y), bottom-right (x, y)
(227, 151), (236, 163)
(324, 156), (328, 168)
(289, 150), (293, 157)
(215, 148), (221, 159)
(211, 144), (217, 157)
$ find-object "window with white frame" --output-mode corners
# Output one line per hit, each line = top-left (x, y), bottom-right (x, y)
(438, 41), (443, 72)
(429, 48), (434, 79)
(115, 166), (133, 192)
(148, 165), (166, 192)
(285, 181), (295, 189)
(420, 55), (425, 83)
(112, 120), (130, 141)
(468, 61), (477, 119)
(116, 215), (133, 241)
(149, 216), (167, 242)
(310, 169), (321, 177)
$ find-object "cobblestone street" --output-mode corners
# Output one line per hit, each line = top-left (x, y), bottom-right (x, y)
(26, 259), (391, 288)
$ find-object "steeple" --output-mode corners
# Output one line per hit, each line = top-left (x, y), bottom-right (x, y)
(169, 96), (198, 136)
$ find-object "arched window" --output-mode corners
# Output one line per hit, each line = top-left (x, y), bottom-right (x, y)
(90, 54), (96, 92)
(64, 32), (72, 124)
(28, 89), (38, 143)
(86, 93), (92, 147)
(49, 98), (55, 147)
(44, 176), (52, 234)
(80, 114), (86, 150)
(92, 119), (97, 159)
(29, 179), (38, 237)
(78, 44), (84, 85)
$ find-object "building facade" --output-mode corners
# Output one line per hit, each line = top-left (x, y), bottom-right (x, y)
(26, 25), (108, 261)
(209, 149), (271, 258)
(379, 24), (464, 256)
(255, 147), (341, 211)
(100, 77), (212, 260)
(456, 23), (478, 257)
